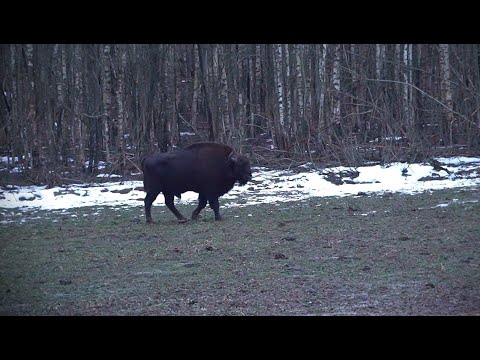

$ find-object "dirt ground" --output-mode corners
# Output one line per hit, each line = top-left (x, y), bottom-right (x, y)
(0, 186), (479, 316)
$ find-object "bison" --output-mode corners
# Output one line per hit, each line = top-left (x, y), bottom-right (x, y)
(141, 142), (252, 223)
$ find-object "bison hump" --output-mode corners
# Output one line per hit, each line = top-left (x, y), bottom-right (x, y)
(185, 142), (233, 157)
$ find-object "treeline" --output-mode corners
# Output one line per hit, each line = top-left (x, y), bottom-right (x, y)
(1, 44), (480, 185)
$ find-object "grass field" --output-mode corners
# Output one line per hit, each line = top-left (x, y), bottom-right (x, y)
(1, 187), (479, 315)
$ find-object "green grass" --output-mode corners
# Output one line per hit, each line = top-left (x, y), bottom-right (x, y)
(1, 187), (479, 315)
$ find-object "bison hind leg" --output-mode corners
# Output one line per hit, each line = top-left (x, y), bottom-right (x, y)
(144, 191), (160, 223)
(208, 197), (222, 221)
(192, 194), (208, 220)
(164, 192), (188, 222)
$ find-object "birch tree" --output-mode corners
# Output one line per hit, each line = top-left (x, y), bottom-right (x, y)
(402, 44), (413, 128)
(73, 44), (85, 168)
(197, 44), (215, 141)
(1, 43), (479, 184)
(115, 44), (127, 169)
(25, 44), (36, 168)
(375, 44), (385, 79)
(332, 44), (342, 129)
(101, 44), (112, 165)
(274, 44), (286, 139)
(439, 44), (454, 145)
(315, 44), (327, 146)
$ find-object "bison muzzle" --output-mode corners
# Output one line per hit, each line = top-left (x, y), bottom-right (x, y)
(141, 142), (252, 223)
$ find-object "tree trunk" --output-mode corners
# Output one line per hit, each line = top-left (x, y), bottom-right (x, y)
(402, 44), (413, 129)
(101, 44), (112, 164)
(273, 44), (288, 149)
(3, 43), (480, 183)
(439, 44), (454, 146)
(115, 44), (127, 170)
(25, 44), (38, 169)
(197, 44), (215, 141)
(332, 44), (342, 127)
(316, 44), (327, 148)
(375, 44), (385, 79)
(73, 44), (85, 169)
(190, 44), (199, 130)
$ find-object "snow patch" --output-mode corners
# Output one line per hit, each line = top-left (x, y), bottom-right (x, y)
(0, 157), (479, 213)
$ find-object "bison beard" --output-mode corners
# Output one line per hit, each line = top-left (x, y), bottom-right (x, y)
(141, 142), (252, 223)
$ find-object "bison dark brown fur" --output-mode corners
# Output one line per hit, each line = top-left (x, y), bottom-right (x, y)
(141, 142), (252, 223)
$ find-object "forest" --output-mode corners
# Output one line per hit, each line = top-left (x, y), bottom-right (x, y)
(1, 44), (479, 186)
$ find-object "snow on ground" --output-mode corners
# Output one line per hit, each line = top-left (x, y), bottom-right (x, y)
(1, 157), (479, 221)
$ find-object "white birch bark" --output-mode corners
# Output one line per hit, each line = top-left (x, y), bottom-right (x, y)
(439, 44), (452, 106)
(236, 46), (243, 125)
(318, 44), (326, 130)
(116, 45), (127, 168)
(283, 44), (291, 124)
(332, 44), (341, 125)
(191, 45), (199, 128)
(248, 49), (255, 139)
(439, 44), (454, 144)
(296, 44), (304, 123)
(274, 44), (285, 128)
(403, 44), (413, 127)
(9, 45), (18, 165)
(73, 44), (84, 167)
(53, 45), (65, 104)
(220, 47), (229, 136)
(26, 44), (35, 168)
(102, 44), (112, 164)
(375, 44), (385, 79)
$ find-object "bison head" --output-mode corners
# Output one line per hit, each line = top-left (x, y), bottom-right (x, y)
(229, 153), (252, 186)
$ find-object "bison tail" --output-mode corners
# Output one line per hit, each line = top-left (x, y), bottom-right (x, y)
(140, 156), (147, 172)
(141, 156), (151, 192)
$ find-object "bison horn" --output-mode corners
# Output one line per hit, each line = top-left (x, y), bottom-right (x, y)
(228, 153), (237, 163)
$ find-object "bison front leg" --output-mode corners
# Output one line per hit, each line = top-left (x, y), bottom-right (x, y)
(164, 192), (188, 223)
(144, 191), (160, 223)
(208, 197), (223, 221)
(192, 194), (208, 220)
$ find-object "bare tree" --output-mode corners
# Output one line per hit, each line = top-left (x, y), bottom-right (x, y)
(115, 44), (127, 170)
(439, 44), (455, 146)
(1, 43), (479, 185)
(101, 44), (112, 165)
(73, 44), (85, 169)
